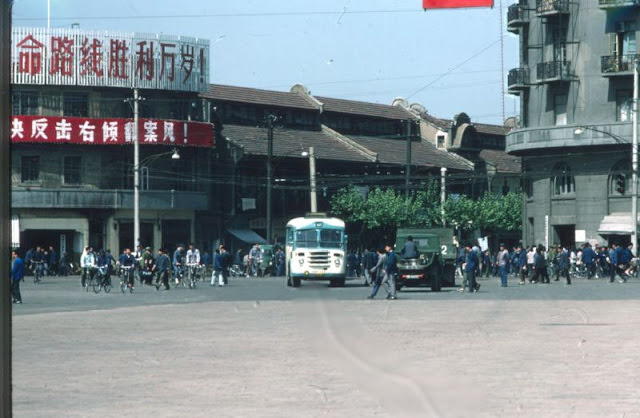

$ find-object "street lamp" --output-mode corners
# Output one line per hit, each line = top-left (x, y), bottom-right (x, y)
(134, 147), (180, 248)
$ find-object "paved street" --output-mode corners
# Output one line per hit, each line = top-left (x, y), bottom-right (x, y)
(11, 273), (640, 417)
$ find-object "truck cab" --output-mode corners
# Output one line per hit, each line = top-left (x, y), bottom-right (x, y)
(395, 228), (456, 292)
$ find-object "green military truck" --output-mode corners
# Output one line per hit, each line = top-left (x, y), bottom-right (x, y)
(394, 228), (456, 292)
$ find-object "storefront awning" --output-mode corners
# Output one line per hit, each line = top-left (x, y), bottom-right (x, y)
(227, 229), (266, 244)
(597, 213), (639, 235)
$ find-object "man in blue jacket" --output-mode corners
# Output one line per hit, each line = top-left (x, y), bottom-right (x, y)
(463, 243), (480, 293)
(11, 250), (24, 304)
(581, 243), (596, 280)
(384, 244), (398, 300)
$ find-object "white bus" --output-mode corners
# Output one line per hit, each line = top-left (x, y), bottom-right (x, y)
(285, 215), (347, 287)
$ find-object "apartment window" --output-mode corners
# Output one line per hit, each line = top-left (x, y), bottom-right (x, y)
(552, 162), (574, 196)
(617, 90), (632, 122)
(63, 156), (82, 184)
(21, 156), (40, 182)
(12, 91), (39, 115)
(63, 93), (88, 117)
(437, 135), (446, 148)
(554, 94), (567, 126)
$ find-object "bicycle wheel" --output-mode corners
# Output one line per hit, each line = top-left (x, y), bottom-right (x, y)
(93, 278), (102, 294)
(120, 279), (126, 293)
(104, 277), (112, 293)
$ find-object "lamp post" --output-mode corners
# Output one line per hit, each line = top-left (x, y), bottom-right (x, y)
(441, 167), (447, 227)
(632, 60), (638, 247)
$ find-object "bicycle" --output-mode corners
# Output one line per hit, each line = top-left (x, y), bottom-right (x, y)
(84, 267), (97, 292)
(32, 260), (45, 284)
(92, 266), (112, 294)
(173, 264), (186, 288)
(119, 265), (135, 293)
(185, 263), (201, 289)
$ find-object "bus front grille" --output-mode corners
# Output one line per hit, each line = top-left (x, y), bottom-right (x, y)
(307, 251), (330, 268)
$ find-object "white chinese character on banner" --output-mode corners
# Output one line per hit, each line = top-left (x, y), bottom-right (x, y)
(55, 119), (72, 140)
(102, 121), (119, 142)
(11, 118), (24, 139)
(31, 118), (48, 140)
(143, 120), (158, 143)
(79, 121), (96, 142)
(124, 121), (135, 142)
(163, 121), (175, 143)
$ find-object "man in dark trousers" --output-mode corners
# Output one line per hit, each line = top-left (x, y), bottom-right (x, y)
(463, 243), (480, 293)
(384, 243), (398, 300)
(11, 250), (24, 304)
(153, 248), (171, 290)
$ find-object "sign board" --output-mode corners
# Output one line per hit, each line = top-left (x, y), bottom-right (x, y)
(11, 27), (209, 92)
(11, 115), (213, 147)
(575, 229), (586, 243)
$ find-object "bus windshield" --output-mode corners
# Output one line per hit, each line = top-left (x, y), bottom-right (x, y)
(295, 228), (343, 248)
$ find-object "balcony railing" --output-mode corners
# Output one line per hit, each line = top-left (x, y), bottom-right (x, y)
(598, 0), (640, 8)
(507, 3), (529, 34)
(11, 189), (209, 210)
(536, 61), (571, 82)
(507, 68), (530, 93)
(601, 54), (640, 75)
(536, 0), (570, 16)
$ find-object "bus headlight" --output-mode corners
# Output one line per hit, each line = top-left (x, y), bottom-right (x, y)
(298, 258), (305, 266)
(334, 258), (341, 266)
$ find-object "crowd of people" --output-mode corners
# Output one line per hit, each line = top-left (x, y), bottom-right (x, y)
(453, 241), (638, 288)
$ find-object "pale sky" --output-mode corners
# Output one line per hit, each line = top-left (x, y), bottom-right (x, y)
(11, 0), (519, 125)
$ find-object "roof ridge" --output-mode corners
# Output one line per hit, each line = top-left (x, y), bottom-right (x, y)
(320, 125), (378, 162)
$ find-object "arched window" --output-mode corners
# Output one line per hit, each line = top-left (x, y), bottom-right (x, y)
(609, 160), (631, 196)
(552, 163), (575, 196)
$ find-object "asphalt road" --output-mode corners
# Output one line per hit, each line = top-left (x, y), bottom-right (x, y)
(11, 273), (640, 417)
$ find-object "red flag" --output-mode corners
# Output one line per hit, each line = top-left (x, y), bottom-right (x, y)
(423, 0), (493, 8)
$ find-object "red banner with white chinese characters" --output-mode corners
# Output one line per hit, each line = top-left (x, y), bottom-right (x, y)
(10, 115), (214, 147)
(423, 0), (493, 8)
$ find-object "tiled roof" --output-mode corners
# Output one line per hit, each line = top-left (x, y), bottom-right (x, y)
(315, 96), (414, 120)
(348, 135), (474, 171)
(421, 113), (451, 130)
(221, 124), (373, 163)
(475, 122), (509, 136)
(479, 149), (521, 173)
(202, 84), (318, 110)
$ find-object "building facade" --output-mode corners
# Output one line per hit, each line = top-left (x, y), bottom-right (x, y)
(506, 0), (640, 248)
(10, 27), (214, 258)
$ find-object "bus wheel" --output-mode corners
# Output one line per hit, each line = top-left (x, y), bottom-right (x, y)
(292, 277), (301, 287)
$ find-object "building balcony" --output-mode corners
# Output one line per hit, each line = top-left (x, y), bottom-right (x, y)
(536, 61), (571, 83)
(506, 123), (632, 155)
(508, 67), (530, 94)
(11, 189), (209, 210)
(507, 3), (529, 34)
(536, 0), (569, 16)
(598, 0), (640, 9)
(601, 54), (640, 76)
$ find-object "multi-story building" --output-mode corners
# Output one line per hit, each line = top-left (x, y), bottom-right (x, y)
(506, 0), (640, 248)
(10, 27), (214, 257)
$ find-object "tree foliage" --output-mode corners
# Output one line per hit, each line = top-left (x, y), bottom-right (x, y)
(330, 183), (522, 247)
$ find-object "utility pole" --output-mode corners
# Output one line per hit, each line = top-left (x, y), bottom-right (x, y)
(1, 3), (14, 417)
(405, 119), (412, 198)
(633, 61), (638, 247)
(309, 147), (317, 213)
(266, 115), (274, 243)
(133, 88), (141, 250)
(441, 167), (447, 227)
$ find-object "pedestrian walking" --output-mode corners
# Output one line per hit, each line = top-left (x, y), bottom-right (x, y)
(462, 243), (480, 293)
(153, 248), (171, 290)
(366, 248), (387, 299)
(11, 250), (24, 304)
(361, 248), (375, 286)
(497, 243), (509, 287)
